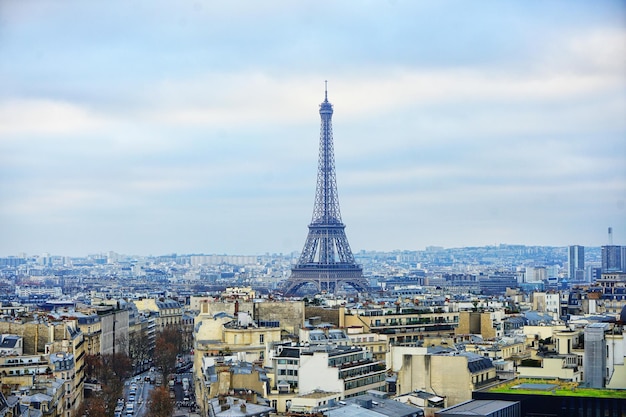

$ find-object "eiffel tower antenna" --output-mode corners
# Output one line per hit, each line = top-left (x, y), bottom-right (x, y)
(282, 84), (368, 296)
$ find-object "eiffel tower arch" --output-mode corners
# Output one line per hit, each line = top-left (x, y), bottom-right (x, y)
(282, 84), (369, 296)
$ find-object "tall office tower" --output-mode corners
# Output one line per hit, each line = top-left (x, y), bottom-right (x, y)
(602, 245), (623, 273)
(568, 245), (585, 281)
(282, 86), (368, 296)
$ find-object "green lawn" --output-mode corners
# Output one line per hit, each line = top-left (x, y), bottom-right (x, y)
(488, 379), (626, 399)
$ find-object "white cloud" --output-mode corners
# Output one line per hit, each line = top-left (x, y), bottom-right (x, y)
(1, 1), (625, 255)
(0, 99), (107, 136)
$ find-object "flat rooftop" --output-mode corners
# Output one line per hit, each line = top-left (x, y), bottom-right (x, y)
(439, 400), (518, 415)
(485, 379), (626, 399)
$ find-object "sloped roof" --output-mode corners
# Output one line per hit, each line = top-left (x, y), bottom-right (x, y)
(0, 336), (19, 349)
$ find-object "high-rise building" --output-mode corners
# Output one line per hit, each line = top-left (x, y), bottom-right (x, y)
(602, 245), (624, 273)
(282, 85), (368, 296)
(568, 245), (585, 281)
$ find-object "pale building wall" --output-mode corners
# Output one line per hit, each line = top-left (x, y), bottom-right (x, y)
(532, 292), (547, 311)
(388, 346), (428, 373)
(396, 351), (473, 407)
(190, 296), (215, 312)
(223, 327), (282, 361)
(606, 333), (625, 385)
(77, 319), (102, 356)
(523, 325), (567, 342)
(455, 311), (500, 339)
(431, 355), (474, 406)
(299, 352), (344, 396)
(198, 300), (304, 335)
(546, 293), (560, 313)
(347, 332), (388, 362)
(0, 321), (49, 354)
(194, 314), (233, 342)
(607, 364), (626, 389)
(290, 392), (341, 411)
(555, 330), (581, 355)
(501, 342), (525, 359)
(480, 313), (497, 339)
(517, 357), (581, 382)
(532, 292), (559, 313)
(133, 298), (158, 312)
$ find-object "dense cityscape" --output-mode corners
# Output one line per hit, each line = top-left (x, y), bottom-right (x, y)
(1, 241), (626, 417)
(1, 89), (625, 416)
(1, 2), (625, 417)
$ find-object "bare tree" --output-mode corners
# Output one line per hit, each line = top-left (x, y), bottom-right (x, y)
(147, 386), (174, 417)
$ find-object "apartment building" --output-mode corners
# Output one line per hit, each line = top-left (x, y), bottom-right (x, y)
(299, 345), (386, 399)
(132, 298), (182, 330)
(342, 306), (459, 346)
(390, 346), (496, 407)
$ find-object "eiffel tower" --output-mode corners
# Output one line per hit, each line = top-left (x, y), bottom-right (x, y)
(282, 84), (369, 296)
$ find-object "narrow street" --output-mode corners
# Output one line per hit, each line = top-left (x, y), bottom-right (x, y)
(119, 370), (154, 417)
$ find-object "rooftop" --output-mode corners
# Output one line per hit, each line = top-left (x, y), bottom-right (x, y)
(485, 379), (626, 399)
(438, 400), (518, 415)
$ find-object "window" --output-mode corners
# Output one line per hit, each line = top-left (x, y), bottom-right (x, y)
(260, 334), (264, 344)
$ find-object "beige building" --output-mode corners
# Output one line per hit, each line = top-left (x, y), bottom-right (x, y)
(345, 327), (388, 362)
(221, 286), (256, 300)
(75, 306), (129, 356)
(607, 331), (626, 389)
(342, 306), (459, 346)
(20, 378), (66, 417)
(517, 353), (582, 382)
(0, 353), (49, 385)
(132, 298), (182, 331)
(76, 314), (102, 356)
(194, 356), (272, 417)
(523, 324), (567, 350)
(455, 311), (503, 340)
(193, 308), (281, 361)
(390, 346), (496, 407)
(0, 319), (85, 417)
(196, 299), (305, 336)
(532, 292), (560, 314)
(44, 321), (85, 416)
(193, 308), (282, 415)
(465, 339), (527, 363)
(286, 390), (341, 415)
(49, 351), (82, 416)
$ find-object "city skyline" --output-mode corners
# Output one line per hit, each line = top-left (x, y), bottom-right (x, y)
(1, 1), (625, 257)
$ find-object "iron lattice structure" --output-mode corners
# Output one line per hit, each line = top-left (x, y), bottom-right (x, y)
(283, 87), (368, 296)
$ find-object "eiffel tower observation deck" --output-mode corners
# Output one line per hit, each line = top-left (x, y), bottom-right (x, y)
(282, 84), (369, 296)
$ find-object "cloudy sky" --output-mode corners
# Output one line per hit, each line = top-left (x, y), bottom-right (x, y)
(1, 1), (625, 257)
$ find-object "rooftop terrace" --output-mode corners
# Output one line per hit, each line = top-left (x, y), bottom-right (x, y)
(485, 379), (626, 399)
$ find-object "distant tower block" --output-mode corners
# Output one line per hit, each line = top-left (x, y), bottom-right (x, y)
(282, 84), (368, 296)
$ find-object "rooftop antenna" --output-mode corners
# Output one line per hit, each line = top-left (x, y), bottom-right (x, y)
(324, 80), (328, 101)
(609, 227), (614, 245)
